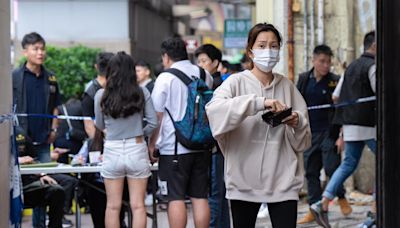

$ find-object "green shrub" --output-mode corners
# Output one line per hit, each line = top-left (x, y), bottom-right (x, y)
(19, 45), (101, 100)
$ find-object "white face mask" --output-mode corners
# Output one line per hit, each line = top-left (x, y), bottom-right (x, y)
(251, 49), (280, 73)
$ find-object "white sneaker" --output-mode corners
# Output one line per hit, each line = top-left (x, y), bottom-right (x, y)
(257, 203), (269, 219)
(145, 194), (153, 206)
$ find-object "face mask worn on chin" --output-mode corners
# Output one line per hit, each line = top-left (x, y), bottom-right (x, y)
(251, 49), (280, 73)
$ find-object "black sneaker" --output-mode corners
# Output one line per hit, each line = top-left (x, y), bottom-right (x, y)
(62, 217), (73, 228)
(310, 201), (331, 228)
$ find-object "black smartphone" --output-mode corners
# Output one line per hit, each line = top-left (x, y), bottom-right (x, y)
(262, 107), (292, 127)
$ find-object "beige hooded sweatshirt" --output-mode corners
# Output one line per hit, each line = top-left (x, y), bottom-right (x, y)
(206, 70), (311, 203)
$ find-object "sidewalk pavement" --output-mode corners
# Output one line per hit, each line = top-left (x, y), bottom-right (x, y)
(21, 197), (373, 228)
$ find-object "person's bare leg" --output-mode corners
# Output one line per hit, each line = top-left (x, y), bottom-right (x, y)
(191, 198), (210, 228)
(104, 178), (124, 228)
(127, 177), (148, 228)
(168, 200), (187, 228)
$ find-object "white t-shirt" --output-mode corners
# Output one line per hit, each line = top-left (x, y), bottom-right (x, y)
(333, 64), (376, 141)
(151, 60), (213, 155)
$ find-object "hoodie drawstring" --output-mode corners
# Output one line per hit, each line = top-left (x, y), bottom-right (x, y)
(258, 82), (275, 180)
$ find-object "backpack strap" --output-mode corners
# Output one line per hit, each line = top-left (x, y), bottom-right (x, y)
(164, 68), (192, 86)
(165, 108), (179, 167)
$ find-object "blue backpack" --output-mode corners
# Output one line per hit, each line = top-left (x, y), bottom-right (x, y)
(164, 67), (215, 151)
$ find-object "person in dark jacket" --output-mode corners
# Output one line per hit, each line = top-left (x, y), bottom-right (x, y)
(12, 32), (62, 227)
(296, 45), (351, 225)
(54, 98), (87, 163)
(16, 130), (65, 228)
(311, 31), (377, 228)
(81, 52), (115, 139)
(195, 44), (230, 228)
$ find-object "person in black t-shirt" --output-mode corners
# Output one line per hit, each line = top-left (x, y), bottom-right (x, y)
(81, 52), (114, 139)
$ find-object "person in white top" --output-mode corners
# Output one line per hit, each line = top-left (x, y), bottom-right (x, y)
(311, 31), (377, 228)
(149, 37), (213, 228)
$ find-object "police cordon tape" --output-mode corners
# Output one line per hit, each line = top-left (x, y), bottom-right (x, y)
(15, 113), (94, 121)
(307, 96), (376, 110)
(0, 96), (376, 124)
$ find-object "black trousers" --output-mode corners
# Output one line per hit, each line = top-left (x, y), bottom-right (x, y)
(23, 181), (65, 228)
(230, 200), (297, 228)
(51, 174), (78, 213)
(303, 131), (345, 205)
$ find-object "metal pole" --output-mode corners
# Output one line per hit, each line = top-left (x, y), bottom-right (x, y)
(287, 0), (295, 82)
(377, 0), (400, 227)
(303, 0), (308, 71)
(310, 0), (315, 48)
(317, 0), (324, 44)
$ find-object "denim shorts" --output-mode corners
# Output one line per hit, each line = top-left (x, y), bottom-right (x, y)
(101, 137), (151, 179)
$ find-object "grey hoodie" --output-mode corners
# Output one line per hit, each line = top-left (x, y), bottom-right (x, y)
(206, 70), (311, 203)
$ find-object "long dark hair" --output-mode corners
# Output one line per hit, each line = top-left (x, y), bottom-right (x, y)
(101, 51), (144, 118)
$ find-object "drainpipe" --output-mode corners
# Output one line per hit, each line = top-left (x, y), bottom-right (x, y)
(317, 0), (324, 44)
(303, 0), (308, 71)
(288, 0), (295, 82)
(310, 0), (315, 48)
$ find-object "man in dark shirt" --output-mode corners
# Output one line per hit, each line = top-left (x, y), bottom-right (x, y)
(195, 44), (223, 90)
(13, 32), (61, 163)
(296, 45), (351, 224)
(195, 44), (230, 228)
(12, 32), (63, 227)
(81, 52), (114, 138)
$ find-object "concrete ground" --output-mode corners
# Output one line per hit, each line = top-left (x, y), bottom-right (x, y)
(21, 197), (373, 228)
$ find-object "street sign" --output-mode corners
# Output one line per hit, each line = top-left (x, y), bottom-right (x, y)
(224, 19), (252, 49)
(183, 36), (201, 54)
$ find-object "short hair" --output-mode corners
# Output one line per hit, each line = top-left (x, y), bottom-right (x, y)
(364, 31), (375, 51)
(220, 60), (231, 69)
(194, 44), (222, 63)
(21, 32), (46, 49)
(161, 37), (188, 62)
(96, 52), (114, 76)
(135, 59), (151, 70)
(313, 44), (333, 57)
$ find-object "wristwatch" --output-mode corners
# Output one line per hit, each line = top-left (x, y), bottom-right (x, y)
(50, 128), (57, 133)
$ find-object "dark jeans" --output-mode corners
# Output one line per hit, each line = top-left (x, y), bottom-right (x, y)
(303, 131), (345, 205)
(230, 200), (297, 228)
(209, 151), (230, 228)
(23, 181), (65, 228)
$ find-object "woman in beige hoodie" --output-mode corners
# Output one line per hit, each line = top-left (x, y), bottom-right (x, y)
(206, 23), (311, 228)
